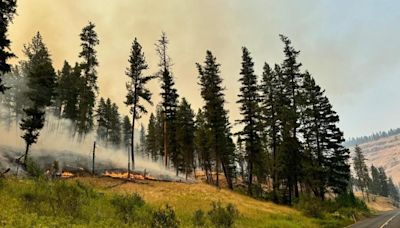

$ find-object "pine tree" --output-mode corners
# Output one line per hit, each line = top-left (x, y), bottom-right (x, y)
(0, 0), (17, 93)
(235, 136), (246, 182)
(378, 167), (389, 197)
(20, 32), (57, 164)
(176, 98), (196, 179)
(109, 103), (121, 147)
(197, 50), (235, 189)
(194, 109), (213, 183)
(146, 113), (159, 161)
(62, 63), (81, 123)
(96, 97), (107, 142)
(155, 32), (179, 167)
(260, 63), (282, 202)
(237, 47), (263, 195)
(125, 37), (155, 172)
(122, 115), (132, 150)
(53, 61), (72, 117)
(54, 61), (82, 123)
(278, 35), (303, 202)
(325, 117), (350, 195)
(139, 124), (146, 157)
(96, 98), (121, 147)
(370, 165), (380, 195)
(155, 105), (165, 156)
(77, 22), (99, 135)
(388, 177), (399, 202)
(352, 145), (370, 201)
(300, 72), (350, 197)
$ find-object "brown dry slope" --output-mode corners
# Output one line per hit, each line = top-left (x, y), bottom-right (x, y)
(357, 134), (400, 184)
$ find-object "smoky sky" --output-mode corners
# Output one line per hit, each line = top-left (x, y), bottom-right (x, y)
(7, 0), (400, 138)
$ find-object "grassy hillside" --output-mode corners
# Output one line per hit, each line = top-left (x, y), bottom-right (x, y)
(0, 177), (363, 227)
(76, 177), (322, 227)
(354, 192), (398, 212)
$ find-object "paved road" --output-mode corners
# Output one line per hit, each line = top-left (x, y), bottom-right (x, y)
(348, 210), (400, 228)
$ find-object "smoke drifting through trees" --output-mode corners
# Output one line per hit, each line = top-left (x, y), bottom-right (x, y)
(0, 111), (181, 180)
(0, 6), (352, 206)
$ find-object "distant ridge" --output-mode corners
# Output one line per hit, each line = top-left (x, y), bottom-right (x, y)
(344, 128), (400, 147)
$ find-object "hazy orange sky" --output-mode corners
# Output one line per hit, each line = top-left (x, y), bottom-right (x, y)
(8, 0), (400, 138)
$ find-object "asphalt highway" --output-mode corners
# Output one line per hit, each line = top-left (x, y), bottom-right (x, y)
(348, 210), (400, 228)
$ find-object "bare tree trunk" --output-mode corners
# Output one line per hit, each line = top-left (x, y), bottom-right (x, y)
(216, 158), (220, 187)
(248, 159), (253, 196)
(131, 111), (136, 173)
(127, 145), (131, 178)
(24, 143), (30, 166)
(163, 113), (168, 168)
(221, 160), (233, 190)
(92, 141), (96, 175)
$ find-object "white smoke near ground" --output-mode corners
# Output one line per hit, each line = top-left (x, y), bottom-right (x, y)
(0, 108), (187, 181)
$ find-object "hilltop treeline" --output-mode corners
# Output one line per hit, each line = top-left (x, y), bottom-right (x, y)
(0, 2), (351, 205)
(345, 128), (400, 148)
(352, 145), (400, 202)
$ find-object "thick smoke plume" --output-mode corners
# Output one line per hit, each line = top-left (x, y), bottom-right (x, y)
(0, 109), (185, 181)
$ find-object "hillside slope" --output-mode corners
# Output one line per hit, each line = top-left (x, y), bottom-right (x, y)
(75, 177), (322, 227)
(356, 134), (400, 184)
(354, 192), (398, 212)
(0, 176), (354, 228)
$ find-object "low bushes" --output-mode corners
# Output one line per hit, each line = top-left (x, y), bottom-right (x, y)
(192, 202), (239, 228)
(295, 191), (370, 222)
(111, 193), (145, 224)
(151, 204), (180, 228)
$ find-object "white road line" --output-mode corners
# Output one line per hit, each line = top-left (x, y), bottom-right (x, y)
(379, 211), (400, 228)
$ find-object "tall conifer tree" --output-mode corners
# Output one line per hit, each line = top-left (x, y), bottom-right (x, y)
(125, 37), (155, 172)
(260, 63), (283, 202)
(352, 145), (370, 200)
(155, 32), (179, 167)
(77, 22), (99, 135)
(194, 109), (213, 183)
(146, 113), (159, 161)
(279, 35), (303, 203)
(237, 47), (263, 195)
(176, 98), (196, 179)
(197, 51), (235, 189)
(0, 0), (17, 93)
(20, 32), (56, 164)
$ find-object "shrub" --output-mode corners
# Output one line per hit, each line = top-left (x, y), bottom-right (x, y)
(25, 158), (43, 179)
(22, 180), (95, 219)
(295, 195), (325, 218)
(208, 201), (238, 228)
(52, 181), (88, 218)
(151, 204), (180, 228)
(192, 209), (206, 227)
(295, 192), (370, 220)
(111, 193), (145, 224)
(335, 191), (368, 212)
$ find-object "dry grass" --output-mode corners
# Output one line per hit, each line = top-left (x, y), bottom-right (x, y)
(73, 177), (321, 227)
(354, 192), (398, 212)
